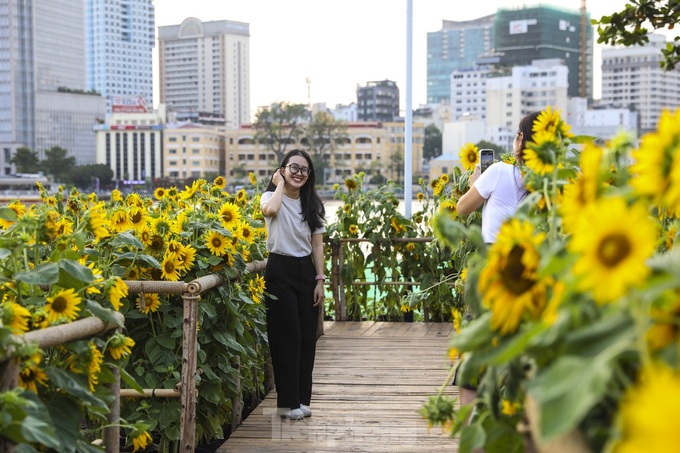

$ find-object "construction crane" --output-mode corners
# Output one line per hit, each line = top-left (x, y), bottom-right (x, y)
(579, 0), (587, 98)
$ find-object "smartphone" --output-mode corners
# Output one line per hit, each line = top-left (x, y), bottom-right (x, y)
(480, 149), (494, 173)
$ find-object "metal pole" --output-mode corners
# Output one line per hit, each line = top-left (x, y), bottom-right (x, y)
(404, 0), (413, 218)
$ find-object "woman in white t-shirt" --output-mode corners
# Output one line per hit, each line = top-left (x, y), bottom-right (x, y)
(260, 149), (326, 421)
(454, 111), (540, 410)
(458, 111), (540, 230)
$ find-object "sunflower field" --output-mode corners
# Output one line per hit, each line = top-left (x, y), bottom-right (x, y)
(0, 177), (269, 452)
(421, 107), (680, 452)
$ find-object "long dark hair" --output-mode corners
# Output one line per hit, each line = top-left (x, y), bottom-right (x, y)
(266, 149), (325, 231)
(516, 111), (541, 164)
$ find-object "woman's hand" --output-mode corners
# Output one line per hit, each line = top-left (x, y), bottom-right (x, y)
(272, 168), (285, 186)
(313, 281), (324, 307)
(469, 165), (481, 187)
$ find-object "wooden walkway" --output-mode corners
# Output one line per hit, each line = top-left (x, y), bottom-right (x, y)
(217, 321), (458, 453)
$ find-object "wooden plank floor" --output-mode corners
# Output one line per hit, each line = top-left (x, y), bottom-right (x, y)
(217, 321), (458, 453)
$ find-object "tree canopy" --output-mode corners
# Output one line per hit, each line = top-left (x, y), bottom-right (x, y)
(423, 124), (442, 160)
(10, 147), (40, 173)
(595, 0), (680, 70)
(253, 102), (309, 163)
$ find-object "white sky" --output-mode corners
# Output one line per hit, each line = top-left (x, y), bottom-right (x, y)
(153, 0), (649, 119)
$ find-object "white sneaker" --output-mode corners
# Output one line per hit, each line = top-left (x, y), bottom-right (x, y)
(299, 404), (312, 417)
(276, 407), (304, 420)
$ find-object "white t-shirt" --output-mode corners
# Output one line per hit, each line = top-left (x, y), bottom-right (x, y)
(260, 191), (326, 256)
(473, 162), (526, 243)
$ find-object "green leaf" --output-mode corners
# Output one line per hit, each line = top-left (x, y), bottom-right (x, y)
(120, 367), (145, 394)
(15, 262), (60, 285)
(19, 392), (60, 450)
(110, 231), (144, 249)
(0, 207), (18, 222)
(480, 322), (546, 365)
(450, 312), (494, 351)
(459, 423), (486, 453)
(213, 330), (246, 355)
(59, 259), (94, 284)
(156, 332), (176, 350)
(563, 312), (634, 358)
(46, 395), (84, 453)
(527, 355), (612, 442)
(44, 368), (108, 410)
(0, 248), (12, 259)
(85, 300), (124, 327)
(145, 337), (178, 368)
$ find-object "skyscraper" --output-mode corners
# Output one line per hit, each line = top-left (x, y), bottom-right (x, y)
(357, 80), (400, 122)
(601, 34), (680, 133)
(158, 18), (251, 129)
(494, 5), (592, 100)
(427, 15), (495, 105)
(0, 0), (106, 171)
(85, 0), (156, 112)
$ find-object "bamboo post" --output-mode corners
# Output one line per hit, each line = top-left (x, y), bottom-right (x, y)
(337, 244), (346, 321)
(104, 367), (120, 453)
(230, 355), (242, 433)
(180, 292), (200, 452)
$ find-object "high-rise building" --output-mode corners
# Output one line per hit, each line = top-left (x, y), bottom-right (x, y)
(0, 0), (105, 172)
(158, 18), (251, 129)
(357, 80), (400, 122)
(85, 0), (155, 113)
(601, 34), (680, 133)
(494, 5), (592, 100)
(427, 15), (495, 105)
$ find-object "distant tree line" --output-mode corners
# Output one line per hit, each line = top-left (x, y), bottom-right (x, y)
(10, 146), (113, 190)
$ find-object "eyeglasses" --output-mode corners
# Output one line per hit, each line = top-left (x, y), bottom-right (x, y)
(515, 130), (523, 140)
(286, 163), (311, 176)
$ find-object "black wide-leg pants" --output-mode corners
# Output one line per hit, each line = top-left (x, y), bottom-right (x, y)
(264, 253), (320, 409)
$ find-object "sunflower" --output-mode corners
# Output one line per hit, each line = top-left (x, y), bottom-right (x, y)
(147, 234), (166, 255)
(479, 219), (550, 335)
(107, 333), (135, 360)
(111, 189), (123, 202)
(569, 197), (657, 303)
(205, 231), (229, 256)
(55, 218), (74, 236)
(390, 217), (406, 234)
(532, 105), (573, 138)
(237, 221), (254, 244)
(248, 275), (265, 304)
(86, 342), (103, 392)
(213, 175), (226, 189)
(136, 293), (161, 314)
(417, 192), (425, 201)
(138, 226), (153, 246)
(45, 288), (81, 323)
(440, 173), (450, 184)
(166, 240), (183, 258)
(128, 207), (147, 232)
(161, 255), (182, 281)
(154, 187), (167, 200)
(646, 293), (680, 351)
(18, 356), (49, 394)
(500, 153), (516, 165)
(151, 216), (172, 236)
(0, 201), (26, 228)
(176, 244), (197, 272)
(2, 301), (31, 334)
(86, 207), (110, 241)
(218, 202), (242, 230)
(630, 109), (680, 214)
(523, 136), (558, 176)
(180, 180), (200, 200)
(132, 431), (153, 453)
(439, 199), (457, 218)
(108, 277), (129, 311)
(248, 172), (258, 185)
(458, 143), (479, 171)
(432, 179), (444, 197)
(614, 364), (680, 453)
(348, 224), (359, 235)
(109, 207), (131, 232)
(83, 261), (105, 295)
(345, 178), (358, 191)
(560, 144), (603, 232)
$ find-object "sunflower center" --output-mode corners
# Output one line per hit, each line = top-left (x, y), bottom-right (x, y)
(467, 151), (477, 162)
(211, 237), (223, 248)
(597, 233), (631, 267)
(131, 212), (143, 223)
(500, 245), (536, 295)
(164, 261), (176, 273)
(52, 296), (67, 313)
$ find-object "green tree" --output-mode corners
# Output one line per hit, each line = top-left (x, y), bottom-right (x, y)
(476, 140), (506, 156)
(9, 147), (40, 173)
(41, 146), (76, 183)
(423, 124), (442, 160)
(253, 102), (309, 162)
(67, 164), (113, 190)
(303, 111), (348, 185)
(596, 0), (680, 70)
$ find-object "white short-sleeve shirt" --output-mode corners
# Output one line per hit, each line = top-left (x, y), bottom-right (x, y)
(260, 192), (326, 256)
(473, 162), (525, 243)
